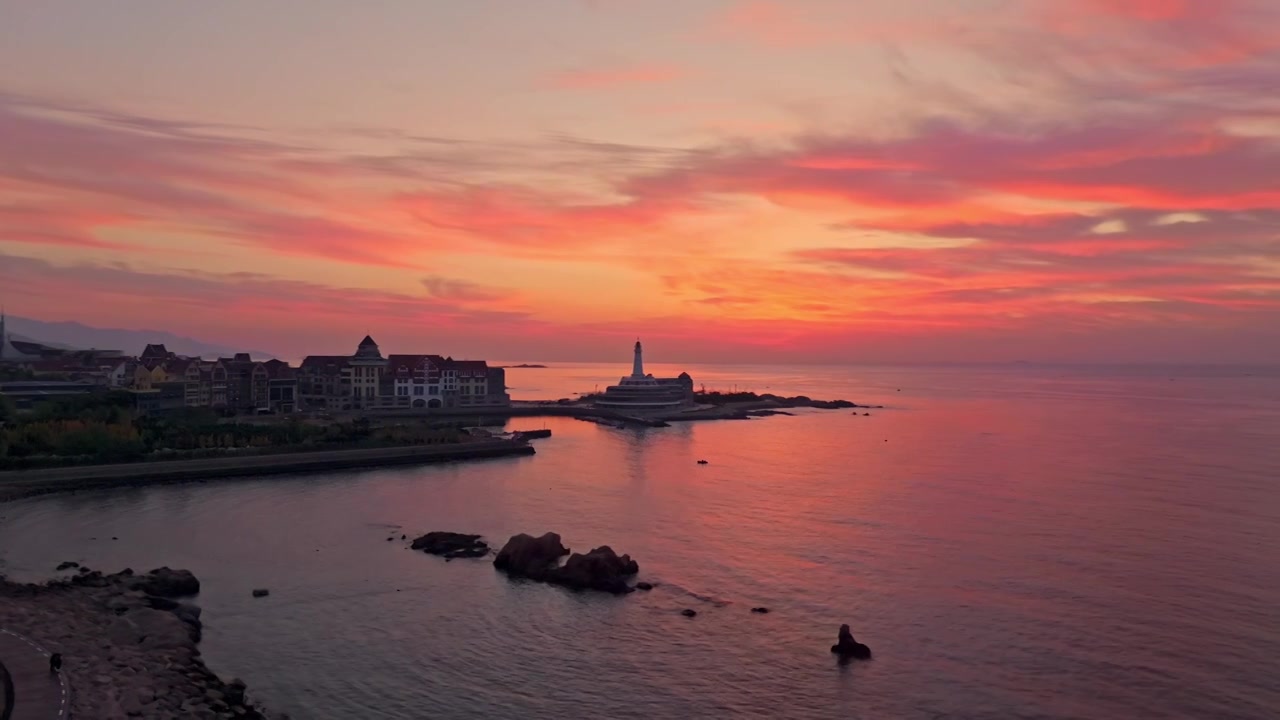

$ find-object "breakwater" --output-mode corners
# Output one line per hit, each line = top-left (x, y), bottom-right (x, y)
(0, 440), (535, 501)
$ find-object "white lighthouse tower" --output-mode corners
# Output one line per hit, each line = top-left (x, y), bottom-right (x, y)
(631, 339), (645, 378)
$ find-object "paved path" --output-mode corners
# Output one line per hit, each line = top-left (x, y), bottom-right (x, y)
(0, 629), (69, 719)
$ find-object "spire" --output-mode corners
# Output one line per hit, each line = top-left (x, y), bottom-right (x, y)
(632, 338), (644, 378)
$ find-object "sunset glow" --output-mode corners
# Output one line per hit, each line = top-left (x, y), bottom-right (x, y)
(1, 0), (1277, 362)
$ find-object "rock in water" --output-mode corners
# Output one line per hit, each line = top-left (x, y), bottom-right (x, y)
(411, 531), (491, 559)
(252, 588), (270, 598)
(635, 582), (654, 591)
(751, 607), (770, 614)
(130, 567), (201, 597)
(551, 546), (640, 594)
(682, 609), (698, 618)
(493, 532), (569, 577)
(830, 623), (872, 659)
(494, 533), (640, 595)
(225, 678), (248, 706)
(56, 561), (80, 571)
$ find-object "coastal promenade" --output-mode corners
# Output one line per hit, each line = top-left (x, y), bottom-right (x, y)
(0, 439), (535, 501)
(0, 629), (70, 719)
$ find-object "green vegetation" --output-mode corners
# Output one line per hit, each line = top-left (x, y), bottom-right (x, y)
(0, 392), (464, 470)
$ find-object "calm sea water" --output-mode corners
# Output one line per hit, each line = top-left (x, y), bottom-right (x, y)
(2, 364), (1279, 719)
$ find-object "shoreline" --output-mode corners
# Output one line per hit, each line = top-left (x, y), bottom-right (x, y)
(0, 439), (535, 502)
(0, 568), (276, 719)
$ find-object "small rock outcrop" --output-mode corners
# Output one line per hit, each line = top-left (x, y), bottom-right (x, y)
(635, 582), (654, 591)
(493, 533), (639, 595)
(751, 607), (770, 614)
(225, 679), (248, 706)
(493, 532), (569, 576)
(56, 561), (80, 571)
(252, 588), (270, 598)
(553, 546), (639, 594)
(830, 624), (872, 659)
(130, 567), (201, 597)
(411, 531), (491, 559)
(681, 609), (698, 618)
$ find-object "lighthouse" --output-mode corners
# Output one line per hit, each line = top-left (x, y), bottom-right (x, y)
(594, 338), (694, 409)
(632, 339), (645, 378)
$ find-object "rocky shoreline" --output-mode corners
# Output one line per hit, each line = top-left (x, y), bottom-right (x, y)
(0, 566), (276, 719)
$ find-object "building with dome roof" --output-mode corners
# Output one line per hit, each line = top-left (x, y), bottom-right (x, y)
(296, 335), (508, 412)
(593, 340), (694, 410)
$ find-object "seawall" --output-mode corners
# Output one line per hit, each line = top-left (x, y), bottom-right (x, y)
(0, 440), (535, 502)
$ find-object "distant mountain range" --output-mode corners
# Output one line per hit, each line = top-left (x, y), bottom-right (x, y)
(4, 315), (275, 360)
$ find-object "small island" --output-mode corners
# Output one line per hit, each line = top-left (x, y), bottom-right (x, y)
(499, 364), (549, 369)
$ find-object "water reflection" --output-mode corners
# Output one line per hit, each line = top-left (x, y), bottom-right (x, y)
(1, 367), (1278, 719)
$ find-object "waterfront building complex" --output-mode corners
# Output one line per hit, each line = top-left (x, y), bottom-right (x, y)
(0, 329), (509, 415)
(593, 340), (693, 410)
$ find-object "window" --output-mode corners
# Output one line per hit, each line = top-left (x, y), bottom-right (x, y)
(414, 386), (425, 396)
(429, 386), (440, 395)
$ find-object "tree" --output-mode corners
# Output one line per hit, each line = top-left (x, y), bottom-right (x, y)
(0, 393), (15, 424)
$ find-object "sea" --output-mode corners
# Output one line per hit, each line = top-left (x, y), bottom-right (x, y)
(2, 363), (1279, 719)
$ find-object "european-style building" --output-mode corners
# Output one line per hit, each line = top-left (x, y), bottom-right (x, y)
(297, 336), (508, 412)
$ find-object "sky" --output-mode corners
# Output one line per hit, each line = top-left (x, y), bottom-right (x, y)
(1, 0), (1278, 364)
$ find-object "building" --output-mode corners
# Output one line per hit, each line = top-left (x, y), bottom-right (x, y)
(593, 340), (693, 410)
(0, 311), (41, 364)
(297, 355), (351, 410)
(140, 344), (178, 363)
(349, 336), (387, 410)
(0, 380), (104, 410)
(263, 359), (297, 413)
(267, 378), (297, 413)
(385, 354), (442, 409)
(220, 353), (270, 413)
(131, 382), (188, 416)
(297, 337), (509, 412)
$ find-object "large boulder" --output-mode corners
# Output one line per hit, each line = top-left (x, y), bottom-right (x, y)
(131, 567), (200, 597)
(108, 607), (197, 651)
(493, 533), (569, 578)
(830, 624), (872, 659)
(411, 532), (490, 559)
(550, 546), (639, 594)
